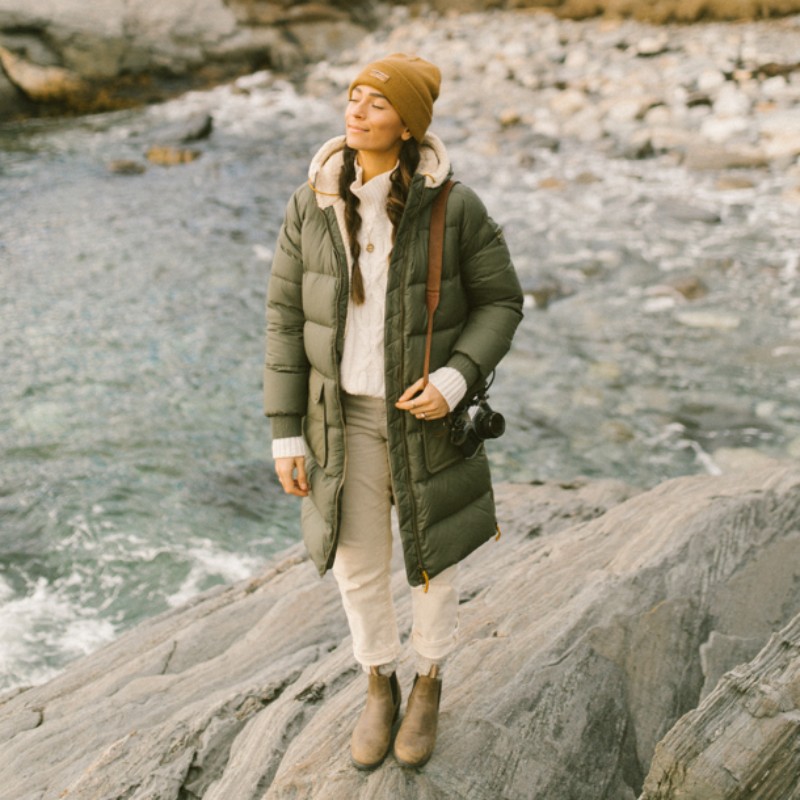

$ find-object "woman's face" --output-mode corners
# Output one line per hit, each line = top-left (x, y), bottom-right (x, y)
(345, 84), (411, 156)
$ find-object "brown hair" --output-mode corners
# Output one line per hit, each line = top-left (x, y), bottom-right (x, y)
(340, 139), (422, 304)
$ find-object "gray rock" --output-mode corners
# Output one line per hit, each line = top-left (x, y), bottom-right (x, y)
(698, 631), (764, 698)
(683, 142), (770, 170)
(641, 611), (800, 800)
(1, 464), (799, 799)
(655, 198), (722, 224)
(152, 111), (214, 144)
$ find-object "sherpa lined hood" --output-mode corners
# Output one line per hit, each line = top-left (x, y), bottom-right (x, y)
(306, 132), (452, 210)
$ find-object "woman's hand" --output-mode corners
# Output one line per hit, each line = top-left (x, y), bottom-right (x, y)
(395, 379), (449, 421)
(275, 456), (309, 497)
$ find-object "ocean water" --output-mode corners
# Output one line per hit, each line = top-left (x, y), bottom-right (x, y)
(1, 69), (798, 692)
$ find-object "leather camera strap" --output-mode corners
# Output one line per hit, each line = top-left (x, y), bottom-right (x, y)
(423, 179), (455, 387)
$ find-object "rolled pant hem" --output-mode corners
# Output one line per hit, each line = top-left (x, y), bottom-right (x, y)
(353, 646), (403, 670)
(410, 630), (458, 662)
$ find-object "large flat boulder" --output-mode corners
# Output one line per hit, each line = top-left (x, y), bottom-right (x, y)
(0, 464), (798, 799)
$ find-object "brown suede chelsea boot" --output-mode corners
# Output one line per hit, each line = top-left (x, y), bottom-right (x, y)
(350, 667), (401, 770)
(393, 664), (441, 768)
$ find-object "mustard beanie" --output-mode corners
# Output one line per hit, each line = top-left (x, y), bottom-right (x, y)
(349, 53), (441, 143)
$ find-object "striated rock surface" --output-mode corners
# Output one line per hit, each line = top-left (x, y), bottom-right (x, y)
(640, 611), (800, 799)
(0, 462), (798, 799)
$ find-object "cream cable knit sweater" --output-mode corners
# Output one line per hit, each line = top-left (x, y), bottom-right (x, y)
(272, 165), (466, 460)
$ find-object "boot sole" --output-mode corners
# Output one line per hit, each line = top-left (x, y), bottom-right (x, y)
(394, 752), (432, 769)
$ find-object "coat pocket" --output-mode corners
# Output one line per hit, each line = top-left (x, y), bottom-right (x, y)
(303, 369), (328, 468)
(421, 417), (464, 475)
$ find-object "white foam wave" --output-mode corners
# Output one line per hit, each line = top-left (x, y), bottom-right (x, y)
(0, 576), (117, 692)
(165, 541), (260, 609)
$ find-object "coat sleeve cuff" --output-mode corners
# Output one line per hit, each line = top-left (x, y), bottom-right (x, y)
(270, 414), (303, 440)
(428, 367), (468, 412)
(272, 436), (307, 459)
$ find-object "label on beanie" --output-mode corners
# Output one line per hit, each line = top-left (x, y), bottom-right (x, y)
(369, 69), (390, 82)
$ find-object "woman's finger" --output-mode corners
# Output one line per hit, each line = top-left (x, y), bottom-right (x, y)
(396, 378), (425, 406)
(275, 457), (309, 497)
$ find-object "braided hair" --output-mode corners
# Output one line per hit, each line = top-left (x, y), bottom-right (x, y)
(340, 139), (422, 305)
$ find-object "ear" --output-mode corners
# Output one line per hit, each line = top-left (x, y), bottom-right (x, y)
(401, 128), (413, 141)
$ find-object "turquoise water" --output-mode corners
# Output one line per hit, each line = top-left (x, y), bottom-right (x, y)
(1, 73), (798, 691)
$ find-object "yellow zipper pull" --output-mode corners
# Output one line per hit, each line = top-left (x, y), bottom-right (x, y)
(495, 523), (502, 542)
(422, 570), (430, 593)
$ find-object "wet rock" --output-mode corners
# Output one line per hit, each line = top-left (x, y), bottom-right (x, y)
(715, 175), (756, 190)
(685, 91), (714, 108)
(550, 87), (588, 117)
(600, 419), (636, 442)
(523, 276), (570, 309)
(675, 310), (740, 329)
(153, 111), (214, 143)
(635, 34), (670, 57)
(683, 142), (769, 170)
(655, 198), (721, 224)
(0, 45), (87, 103)
(528, 131), (561, 151)
(538, 175), (568, 190)
(668, 276), (709, 300)
(107, 159), (147, 175)
(759, 109), (800, 159)
(498, 107), (523, 127)
(146, 145), (202, 165)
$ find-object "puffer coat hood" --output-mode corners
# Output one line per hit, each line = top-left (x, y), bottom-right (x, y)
(264, 133), (523, 587)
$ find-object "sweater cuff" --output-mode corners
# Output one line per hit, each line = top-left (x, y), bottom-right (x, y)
(272, 436), (307, 459)
(428, 367), (468, 412)
(444, 352), (482, 396)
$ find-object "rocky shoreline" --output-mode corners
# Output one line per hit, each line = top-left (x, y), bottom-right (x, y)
(304, 6), (800, 182)
(1, 461), (798, 799)
(2, 4), (800, 798)
(2, 1), (800, 119)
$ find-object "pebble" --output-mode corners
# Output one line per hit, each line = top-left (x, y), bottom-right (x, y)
(146, 146), (201, 165)
(107, 159), (147, 175)
(675, 311), (741, 330)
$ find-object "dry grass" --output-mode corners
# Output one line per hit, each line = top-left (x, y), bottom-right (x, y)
(513, 0), (800, 21)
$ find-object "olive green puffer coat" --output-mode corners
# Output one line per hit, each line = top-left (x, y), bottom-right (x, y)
(264, 134), (523, 587)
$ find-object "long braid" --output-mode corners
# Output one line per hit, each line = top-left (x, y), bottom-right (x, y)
(340, 145), (365, 304)
(387, 138), (421, 243)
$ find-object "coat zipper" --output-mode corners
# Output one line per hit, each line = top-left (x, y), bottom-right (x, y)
(396, 181), (430, 591)
(326, 206), (350, 568)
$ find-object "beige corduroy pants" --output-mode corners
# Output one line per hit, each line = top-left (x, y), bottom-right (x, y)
(332, 394), (459, 670)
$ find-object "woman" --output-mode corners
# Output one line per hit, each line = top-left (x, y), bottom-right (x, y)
(264, 53), (523, 770)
